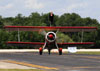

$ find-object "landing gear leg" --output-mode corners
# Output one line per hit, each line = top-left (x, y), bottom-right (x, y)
(48, 49), (51, 55)
(59, 48), (62, 55)
(39, 47), (43, 55)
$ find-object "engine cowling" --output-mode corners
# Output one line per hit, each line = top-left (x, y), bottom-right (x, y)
(46, 32), (56, 42)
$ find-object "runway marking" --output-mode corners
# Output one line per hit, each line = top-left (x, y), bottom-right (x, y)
(2, 60), (58, 70)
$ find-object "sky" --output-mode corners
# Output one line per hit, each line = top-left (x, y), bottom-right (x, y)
(0, 0), (100, 23)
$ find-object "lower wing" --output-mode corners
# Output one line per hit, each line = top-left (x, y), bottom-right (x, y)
(6, 42), (95, 48)
(6, 42), (44, 48)
(58, 42), (95, 48)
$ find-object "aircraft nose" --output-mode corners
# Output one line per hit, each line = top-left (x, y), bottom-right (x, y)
(49, 34), (53, 38)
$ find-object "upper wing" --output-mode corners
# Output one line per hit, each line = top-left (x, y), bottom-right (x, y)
(4, 26), (97, 32)
(57, 42), (95, 48)
(6, 42), (44, 48)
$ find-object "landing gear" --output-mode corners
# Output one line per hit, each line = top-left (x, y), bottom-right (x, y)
(48, 49), (51, 55)
(39, 47), (43, 55)
(59, 48), (62, 55)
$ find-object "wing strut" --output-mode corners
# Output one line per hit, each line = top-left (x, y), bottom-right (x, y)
(18, 29), (20, 42)
(81, 30), (84, 42)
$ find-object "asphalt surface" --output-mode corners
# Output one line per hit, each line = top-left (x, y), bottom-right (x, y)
(0, 52), (100, 71)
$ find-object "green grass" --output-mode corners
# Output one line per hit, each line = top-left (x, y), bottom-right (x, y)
(0, 69), (44, 71)
(76, 52), (100, 55)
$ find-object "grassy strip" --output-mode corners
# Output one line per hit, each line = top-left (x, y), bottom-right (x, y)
(0, 69), (44, 71)
(76, 52), (100, 55)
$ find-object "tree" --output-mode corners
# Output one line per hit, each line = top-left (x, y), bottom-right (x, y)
(56, 13), (81, 26)
(56, 32), (74, 43)
(0, 16), (4, 29)
(0, 21), (4, 29)
(28, 12), (43, 26)
(13, 14), (26, 26)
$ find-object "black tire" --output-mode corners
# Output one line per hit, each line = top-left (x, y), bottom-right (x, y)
(59, 50), (62, 55)
(39, 51), (42, 55)
(48, 49), (51, 55)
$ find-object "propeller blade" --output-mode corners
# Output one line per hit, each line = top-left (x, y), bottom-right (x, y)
(39, 29), (46, 35)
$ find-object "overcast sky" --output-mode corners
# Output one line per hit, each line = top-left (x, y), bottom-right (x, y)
(0, 0), (100, 22)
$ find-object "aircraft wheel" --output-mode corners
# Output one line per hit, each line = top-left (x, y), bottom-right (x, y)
(39, 47), (43, 55)
(59, 48), (62, 55)
(48, 49), (51, 55)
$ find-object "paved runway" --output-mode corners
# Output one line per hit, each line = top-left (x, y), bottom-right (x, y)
(0, 52), (100, 71)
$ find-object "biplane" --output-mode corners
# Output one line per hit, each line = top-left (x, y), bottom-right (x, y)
(4, 26), (97, 55)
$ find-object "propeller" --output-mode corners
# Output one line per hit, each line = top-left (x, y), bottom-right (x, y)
(39, 29), (46, 35)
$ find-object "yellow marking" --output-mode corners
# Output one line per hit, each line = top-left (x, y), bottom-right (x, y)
(2, 60), (58, 70)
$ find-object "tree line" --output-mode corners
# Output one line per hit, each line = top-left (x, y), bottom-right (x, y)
(0, 12), (100, 49)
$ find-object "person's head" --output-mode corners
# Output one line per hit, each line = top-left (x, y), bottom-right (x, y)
(50, 12), (53, 14)
(50, 12), (53, 16)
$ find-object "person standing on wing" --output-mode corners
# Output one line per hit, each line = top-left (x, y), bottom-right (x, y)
(49, 12), (54, 26)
